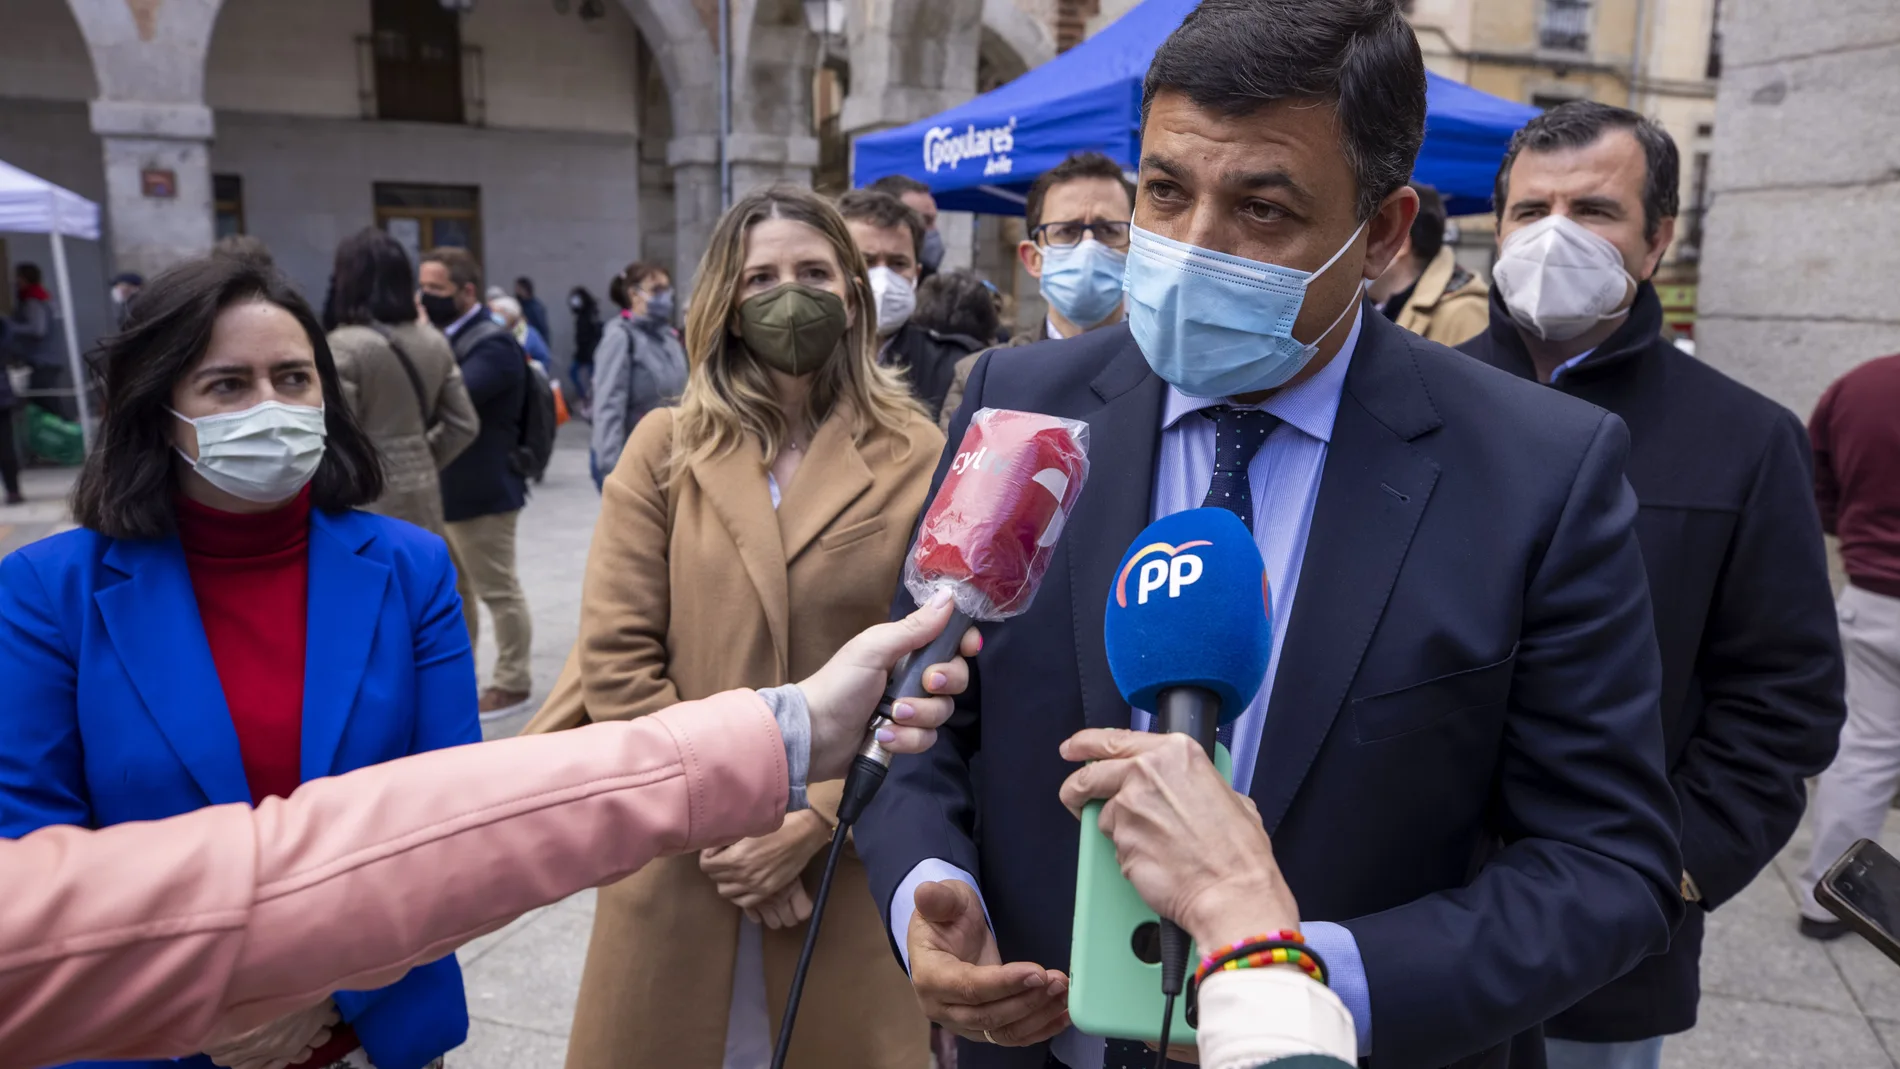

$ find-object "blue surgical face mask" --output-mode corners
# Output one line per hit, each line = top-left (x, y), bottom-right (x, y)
(1124, 221), (1366, 397)
(1038, 238), (1128, 329)
(645, 289), (675, 323)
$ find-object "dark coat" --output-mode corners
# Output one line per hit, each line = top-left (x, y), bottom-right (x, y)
(881, 321), (985, 423)
(440, 316), (528, 523)
(856, 312), (1686, 1069)
(1460, 284), (1846, 1040)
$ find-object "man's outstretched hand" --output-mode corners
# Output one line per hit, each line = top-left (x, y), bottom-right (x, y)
(908, 879), (1070, 1047)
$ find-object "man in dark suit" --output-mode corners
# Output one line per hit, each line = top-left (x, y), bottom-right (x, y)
(1460, 102), (1845, 1069)
(852, 3), (1684, 1068)
(418, 246), (534, 718)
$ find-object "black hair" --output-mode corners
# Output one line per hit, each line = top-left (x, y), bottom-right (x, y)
(913, 270), (1000, 343)
(71, 255), (384, 539)
(330, 227), (419, 327)
(515, 276), (535, 296)
(869, 174), (932, 198)
(1408, 183), (1446, 264)
(837, 189), (925, 260)
(1494, 100), (1680, 242)
(1025, 151), (1135, 233)
(16, 263), (41, 286)
(1141, 0), (1426, 221)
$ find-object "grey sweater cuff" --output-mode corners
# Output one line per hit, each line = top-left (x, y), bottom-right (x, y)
(757, 684), (811, 811)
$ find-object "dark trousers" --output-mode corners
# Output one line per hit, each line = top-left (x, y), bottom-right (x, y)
(0, 406), (20, 497)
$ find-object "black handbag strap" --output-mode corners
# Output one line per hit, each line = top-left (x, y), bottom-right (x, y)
(368, 324), (436, 430)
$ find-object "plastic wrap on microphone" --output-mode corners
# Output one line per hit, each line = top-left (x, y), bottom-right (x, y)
(905, 408), (1090, 621)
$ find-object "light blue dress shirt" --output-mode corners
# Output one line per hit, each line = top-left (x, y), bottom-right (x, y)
(892, 310), (1374, 1064)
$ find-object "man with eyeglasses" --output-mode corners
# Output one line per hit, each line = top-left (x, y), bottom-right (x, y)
(939, 152), (1136, 430)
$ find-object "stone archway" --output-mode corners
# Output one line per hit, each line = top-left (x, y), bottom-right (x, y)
(62, 0), (224, 277)
(980, 0), (1056, 82)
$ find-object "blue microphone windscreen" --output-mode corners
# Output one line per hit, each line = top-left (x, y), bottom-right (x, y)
(1103, 508), (1271, 722)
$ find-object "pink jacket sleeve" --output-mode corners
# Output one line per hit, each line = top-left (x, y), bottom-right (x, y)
(0, 688), (788, 1069)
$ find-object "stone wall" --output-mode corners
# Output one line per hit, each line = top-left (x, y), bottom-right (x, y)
(1694, 0), (1900, 418)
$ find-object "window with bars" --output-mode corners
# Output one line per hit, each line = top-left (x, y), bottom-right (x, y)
(1539, 0), (1593, 52)
(371, 0), (464, 124)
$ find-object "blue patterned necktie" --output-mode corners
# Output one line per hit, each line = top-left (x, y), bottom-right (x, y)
(1108, 407), (1280, 1069)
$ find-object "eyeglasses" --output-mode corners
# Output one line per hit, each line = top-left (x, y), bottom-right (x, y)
(1031, 220), (1132, 250)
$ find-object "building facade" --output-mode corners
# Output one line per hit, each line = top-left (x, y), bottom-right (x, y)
(0, 0), (1054, 365)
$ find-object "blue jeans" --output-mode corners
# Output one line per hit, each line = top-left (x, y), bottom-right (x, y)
(1545, 1037), (1665, 1069)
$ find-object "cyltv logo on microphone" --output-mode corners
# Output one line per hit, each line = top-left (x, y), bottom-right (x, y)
(1114, 540), (1212, 606)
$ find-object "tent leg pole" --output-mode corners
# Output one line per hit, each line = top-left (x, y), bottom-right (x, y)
(48, 228), (92, 455)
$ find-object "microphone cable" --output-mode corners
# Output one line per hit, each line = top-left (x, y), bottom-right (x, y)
(1153, 917), (1191, 1069)
(769, 608), (972, 1069)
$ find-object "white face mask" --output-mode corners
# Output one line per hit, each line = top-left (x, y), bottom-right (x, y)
(172, 400), (328, 504)
(1492, 214), (1637, 342)
(868, 266), (917, 337)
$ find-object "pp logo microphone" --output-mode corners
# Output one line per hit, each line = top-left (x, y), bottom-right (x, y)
(1103, 508), (1271, 721)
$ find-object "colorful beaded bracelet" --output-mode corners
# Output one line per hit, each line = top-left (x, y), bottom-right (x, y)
(1184, 932), (1329, 1031)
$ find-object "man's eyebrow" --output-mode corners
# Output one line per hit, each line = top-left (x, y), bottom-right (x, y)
(1570, 194), (1627, 215)
(1140, 154), (1189, 182)
(1225, 168), (1312, 202)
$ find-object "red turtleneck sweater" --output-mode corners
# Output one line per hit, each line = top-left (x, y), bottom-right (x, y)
(178, 489), (364, 1061)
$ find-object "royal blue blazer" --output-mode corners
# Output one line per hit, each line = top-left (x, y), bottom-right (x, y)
(0, 507), (480, 1069)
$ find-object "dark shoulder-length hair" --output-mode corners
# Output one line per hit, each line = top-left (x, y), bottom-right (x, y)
(71, 255), (385, 539)
(330, 226), (419, 326)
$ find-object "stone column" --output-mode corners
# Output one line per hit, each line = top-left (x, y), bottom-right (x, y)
(89, 101), (215, 278)
(65, 0), (224, 277)
(665, 132), (820, 292)
(841, 0), (985, 270)
(1694, 0), (1900, 418)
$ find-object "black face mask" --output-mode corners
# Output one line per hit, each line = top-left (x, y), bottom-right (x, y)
(421, 292), (462, 328)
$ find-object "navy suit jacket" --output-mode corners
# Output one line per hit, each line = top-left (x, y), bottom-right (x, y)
(0, 508), (480, 1069)
(854, 313), (1685, 1069)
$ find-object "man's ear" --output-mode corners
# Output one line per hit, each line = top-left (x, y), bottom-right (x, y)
(1361, 186), (1420, 281)
(1017, 239), (1044, 279)
(1640, 216), (1677, 282)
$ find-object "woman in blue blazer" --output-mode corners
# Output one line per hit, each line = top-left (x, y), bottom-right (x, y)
(0, 257), (479, 1069)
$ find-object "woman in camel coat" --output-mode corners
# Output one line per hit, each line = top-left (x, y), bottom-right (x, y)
(526, 186), (942, 1068)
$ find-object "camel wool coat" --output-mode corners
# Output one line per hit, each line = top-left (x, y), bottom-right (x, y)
(527, 402), (943, 1069)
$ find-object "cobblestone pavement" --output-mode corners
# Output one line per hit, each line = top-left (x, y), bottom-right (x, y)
(9, 434), (1899, 1067)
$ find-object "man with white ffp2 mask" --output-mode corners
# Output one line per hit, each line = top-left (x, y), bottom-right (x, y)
(1461, 100), (1845, 1069)
(838, 188), (984, 422)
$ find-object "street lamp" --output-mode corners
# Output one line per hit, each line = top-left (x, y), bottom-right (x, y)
(800, 0), (845, 36)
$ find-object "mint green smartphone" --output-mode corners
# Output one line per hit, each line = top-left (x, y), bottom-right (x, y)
(1067, 743), (1232, 1044)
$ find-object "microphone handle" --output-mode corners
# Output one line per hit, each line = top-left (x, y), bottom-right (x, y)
(1153, 685), (1222, 1012)
(1156, 685), (1221, 758)
(837, 606), (974, 826)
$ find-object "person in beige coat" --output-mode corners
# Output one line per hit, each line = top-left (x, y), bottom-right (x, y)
(1367, 183), (1491, 347)
(325, 227), (479, 537)
(525, 186), (943, 1069)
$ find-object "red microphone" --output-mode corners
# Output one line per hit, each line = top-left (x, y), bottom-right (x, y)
(772, 408), (1091, 1069)
(907, 407), (1092, 621)
(844, 408), (1091, 822)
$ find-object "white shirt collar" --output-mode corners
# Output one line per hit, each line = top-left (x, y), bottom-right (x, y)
(1161, 304), (1363, 445)
(446, 302), (487, 337)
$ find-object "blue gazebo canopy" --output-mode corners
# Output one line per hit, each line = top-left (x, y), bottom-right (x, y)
(852, 0), (1541, 217)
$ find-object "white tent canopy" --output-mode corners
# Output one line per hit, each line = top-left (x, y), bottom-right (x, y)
(0, 160), (101, 240)
(0, 158), (99, 450)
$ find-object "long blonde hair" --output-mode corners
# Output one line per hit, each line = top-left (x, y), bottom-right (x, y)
(671, 186), (921, 478)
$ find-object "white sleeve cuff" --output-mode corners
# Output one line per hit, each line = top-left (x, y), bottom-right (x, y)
(890, 859), (992, 971)
(1195, 968), (1358, 1069)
